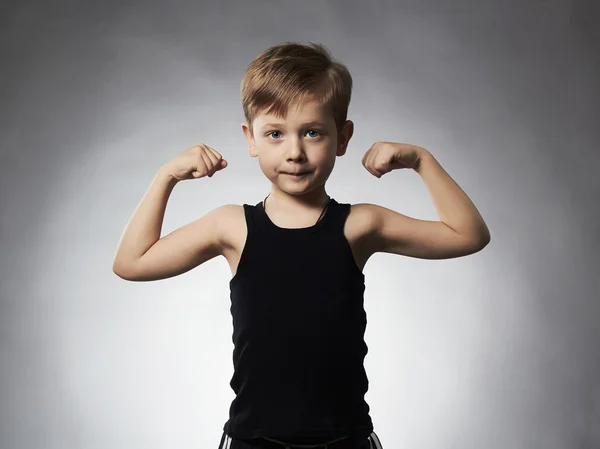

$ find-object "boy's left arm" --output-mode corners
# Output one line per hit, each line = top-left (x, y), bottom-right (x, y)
(360, 142), (491, 260)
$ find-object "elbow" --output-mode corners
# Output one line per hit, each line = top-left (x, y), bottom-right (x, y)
(112, 261), (136, 281)
(113, 266), (130, 280)
(476, 232), (491, 250)
(113, 268), (143, 282)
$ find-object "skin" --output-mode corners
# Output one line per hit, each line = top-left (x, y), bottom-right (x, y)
(241, 96), (354, 217)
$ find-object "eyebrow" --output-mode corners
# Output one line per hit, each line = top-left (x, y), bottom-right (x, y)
(261, 121), (328, 129)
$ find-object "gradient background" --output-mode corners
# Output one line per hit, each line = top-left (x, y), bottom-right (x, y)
(1, 0), (599, 448)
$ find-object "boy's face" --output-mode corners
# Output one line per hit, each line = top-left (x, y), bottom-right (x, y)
(241, 97), (354, 199)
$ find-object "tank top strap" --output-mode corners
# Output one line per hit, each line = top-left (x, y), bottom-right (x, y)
(326, 201), (352, 231)
(249, 200), (274, 233)
(241, 203), (259, 235)
(326, 201), (352, 234)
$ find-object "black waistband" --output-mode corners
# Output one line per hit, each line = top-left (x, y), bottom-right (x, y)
(235, 435), (353, 449)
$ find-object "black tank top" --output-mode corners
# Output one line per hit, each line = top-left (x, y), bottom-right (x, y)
(222, 197), (374, 441)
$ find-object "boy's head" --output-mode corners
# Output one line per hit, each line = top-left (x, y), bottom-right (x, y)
(240, 42), (354, 199)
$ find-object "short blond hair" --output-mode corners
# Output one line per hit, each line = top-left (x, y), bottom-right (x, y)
(241, 41), (353, 137)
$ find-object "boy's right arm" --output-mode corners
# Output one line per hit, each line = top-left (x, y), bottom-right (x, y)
(112, 167), (228, 282)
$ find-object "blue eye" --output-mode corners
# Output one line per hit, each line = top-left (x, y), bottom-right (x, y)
(267, 130), (322, 140)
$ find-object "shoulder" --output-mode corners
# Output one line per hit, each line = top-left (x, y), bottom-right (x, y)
(347, 202), (378, 221)
(211, 203), (245, 250)
(214, 203), (245, 216)
(212, 203), (245, 224)
(347, 202), (386, 224)
(345, 203), (380, 239)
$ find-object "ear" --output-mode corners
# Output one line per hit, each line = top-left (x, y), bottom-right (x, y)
(336, 120), (354, 156)
(242, 122), (258, 158)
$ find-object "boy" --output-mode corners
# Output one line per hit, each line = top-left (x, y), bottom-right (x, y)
(112, 42), (490, 449)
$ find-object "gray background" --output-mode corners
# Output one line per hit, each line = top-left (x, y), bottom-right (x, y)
(1, 0), (599, 448)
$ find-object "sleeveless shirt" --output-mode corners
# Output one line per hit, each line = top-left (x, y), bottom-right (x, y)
(222, 198), (374, 441)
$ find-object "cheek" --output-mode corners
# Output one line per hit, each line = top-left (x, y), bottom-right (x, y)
(321, 148), (338, 167)
(256, 155), (278, 176)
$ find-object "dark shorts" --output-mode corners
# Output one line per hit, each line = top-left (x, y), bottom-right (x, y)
(217, 431), (384, 449)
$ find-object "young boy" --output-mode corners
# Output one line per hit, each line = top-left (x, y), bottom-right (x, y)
(112, 42), (490, 449)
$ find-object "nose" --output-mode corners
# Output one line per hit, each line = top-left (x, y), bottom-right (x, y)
(285, 138), (306, 162)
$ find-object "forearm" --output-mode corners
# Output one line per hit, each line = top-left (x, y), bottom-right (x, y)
(415, 150), (490, 242)
(113, 167), (179, 271)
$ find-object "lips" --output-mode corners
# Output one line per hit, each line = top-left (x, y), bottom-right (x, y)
(283, 171), (311, 175)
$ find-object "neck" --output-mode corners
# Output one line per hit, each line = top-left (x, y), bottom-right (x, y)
(267, 187), (330, 211)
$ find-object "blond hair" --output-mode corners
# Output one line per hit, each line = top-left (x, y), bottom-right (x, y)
(241, 41), (353, 137)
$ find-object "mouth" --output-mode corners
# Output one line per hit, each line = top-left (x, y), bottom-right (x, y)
(283, 171), (311, 176)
